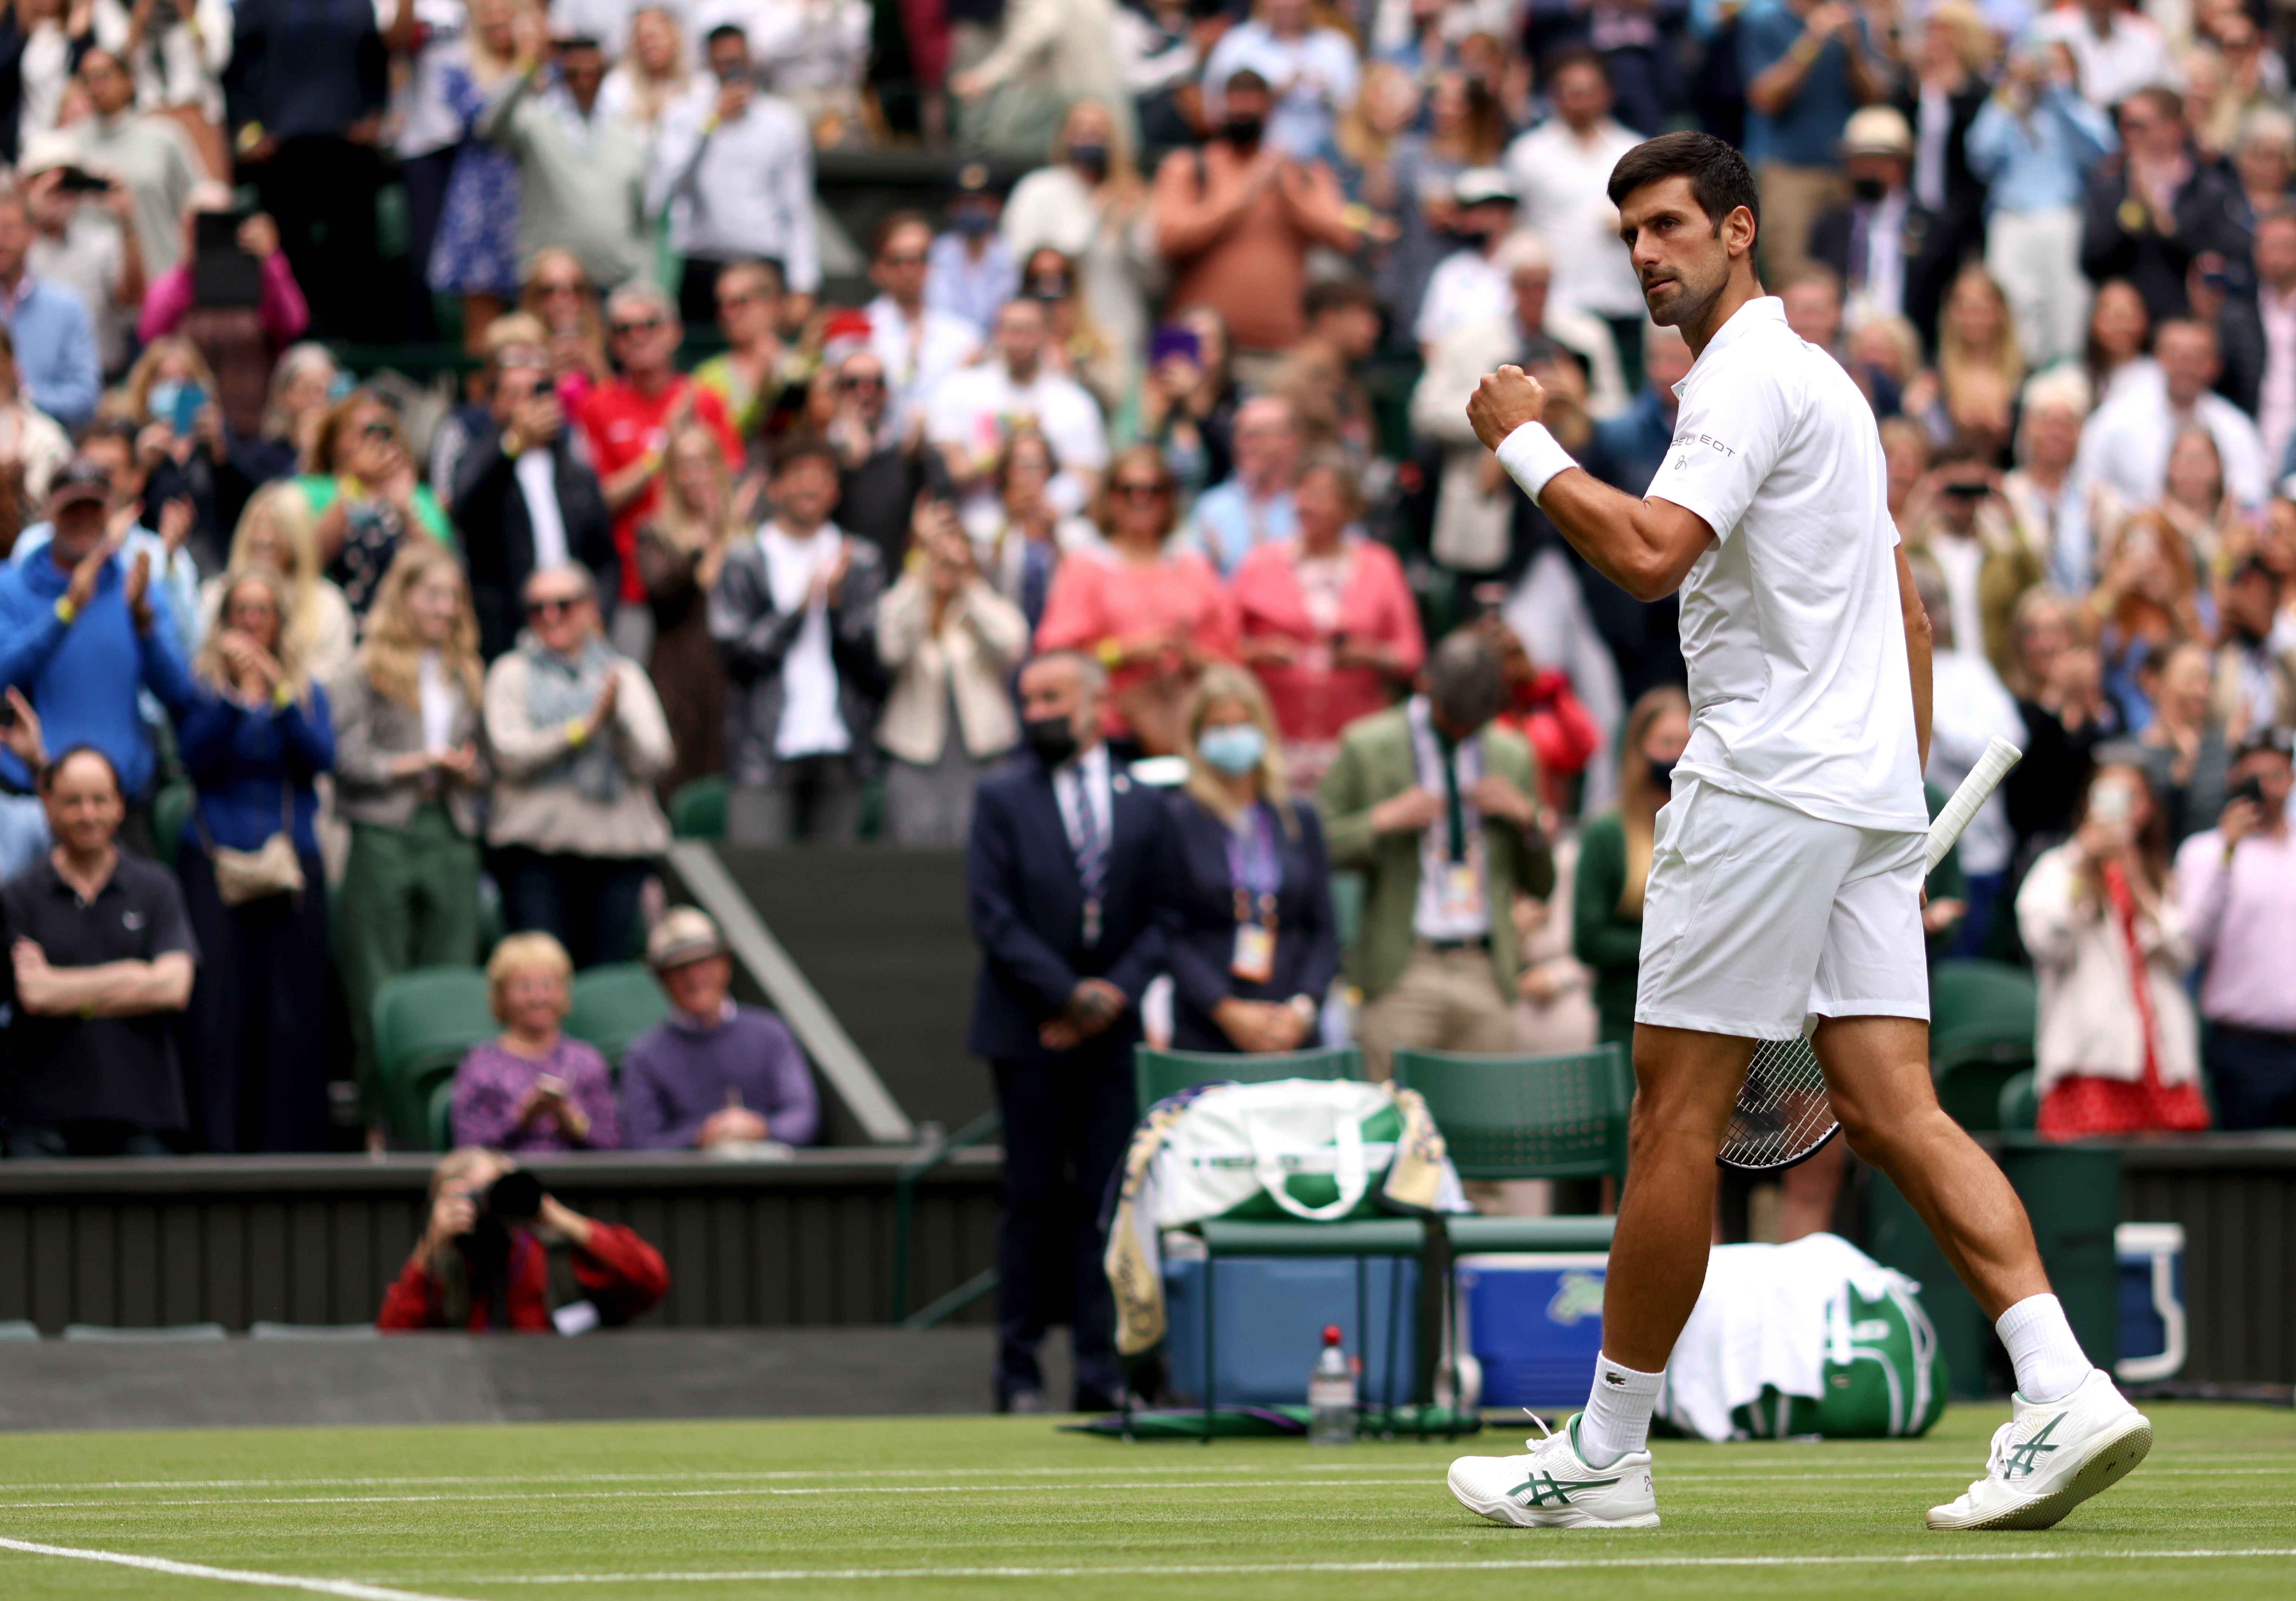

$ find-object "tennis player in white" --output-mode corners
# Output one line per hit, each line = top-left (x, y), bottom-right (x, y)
(1444, 133), (2150, 1532)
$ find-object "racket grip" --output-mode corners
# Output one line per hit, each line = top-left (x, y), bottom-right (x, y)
(1924, 735), (2023, 873)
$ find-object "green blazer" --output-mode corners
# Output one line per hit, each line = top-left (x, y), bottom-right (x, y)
(1318, 704), (1555, 1001)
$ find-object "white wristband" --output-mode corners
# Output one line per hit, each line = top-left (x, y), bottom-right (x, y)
(1494, 421), (1576, 507)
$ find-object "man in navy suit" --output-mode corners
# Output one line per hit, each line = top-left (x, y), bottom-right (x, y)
(966, 650), (1169, 1413)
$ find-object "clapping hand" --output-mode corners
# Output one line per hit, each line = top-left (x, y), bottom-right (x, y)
(62, 534), (113, 617)
(1, 688), (44, 771)
(585, 670), (621, 737)
(124, 549), (154, 635)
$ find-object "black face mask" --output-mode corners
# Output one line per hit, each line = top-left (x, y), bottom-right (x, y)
(1851, 175), (1889, 203)
(1025, 715), (1082, 767)
(1648, 754), (1678, 791)
(1223, 114), (1265, 149)
(1069, 141), (1110, 180)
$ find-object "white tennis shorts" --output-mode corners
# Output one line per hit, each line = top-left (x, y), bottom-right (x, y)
(1633, 777), (1930, 1042)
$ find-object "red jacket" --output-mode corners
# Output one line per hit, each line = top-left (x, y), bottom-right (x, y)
(377, 1222), (669, 1332)
(1493, 670), (1599, 813)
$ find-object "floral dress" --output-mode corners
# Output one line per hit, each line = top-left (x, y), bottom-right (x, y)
(427, 58), (522, 298)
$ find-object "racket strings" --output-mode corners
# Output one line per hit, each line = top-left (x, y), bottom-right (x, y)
(1720, 1036), (1839, 1172)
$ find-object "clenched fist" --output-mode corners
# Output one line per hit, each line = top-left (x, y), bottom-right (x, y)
(1467, 365), (1548, 452)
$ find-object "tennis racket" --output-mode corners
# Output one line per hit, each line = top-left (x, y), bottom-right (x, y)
(1714, 736), (2024, 1174)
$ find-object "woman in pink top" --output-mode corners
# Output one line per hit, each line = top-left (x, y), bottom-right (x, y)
(1230, 460), (1423, 790)
(1034, 443), (1239, 756)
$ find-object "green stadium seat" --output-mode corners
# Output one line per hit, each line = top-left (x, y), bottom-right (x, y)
(670, 776), (727, 840)
(1929, 960), (2039, 1132)
(1388, 1046), (1629, 1255)
(1133, 1044), (1360, 1115)
(1998, 1068), (2039, 1134)
(151, 778), (196, 871)
(566, 962), (670, 1071)
(1390, 1046), (1628, 1414)
(372, 966), (495, 1149)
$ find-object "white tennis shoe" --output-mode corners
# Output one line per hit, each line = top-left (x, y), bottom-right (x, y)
(1927, 1367), (2152, 1530)
(1447, 1413), (1659, 1528)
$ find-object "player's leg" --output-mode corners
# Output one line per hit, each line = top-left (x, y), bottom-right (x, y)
(1601, 1024), (1754, 1368)
(1812, 840), (2150, 1529)
(1814, 1014), (2048, 1318)
(1448, 784), (1851, 1529)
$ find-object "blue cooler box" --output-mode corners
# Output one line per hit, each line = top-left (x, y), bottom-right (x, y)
(1458, 1253), (1608, 1409)
(1161, 1254), (1418, 1407)
(2115, 1222), (2186, 1383)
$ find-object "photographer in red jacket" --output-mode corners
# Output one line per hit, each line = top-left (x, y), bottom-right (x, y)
(378, 1148), (668, 1333)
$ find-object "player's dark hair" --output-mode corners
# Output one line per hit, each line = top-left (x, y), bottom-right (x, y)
(1606, 131), (1760, 242)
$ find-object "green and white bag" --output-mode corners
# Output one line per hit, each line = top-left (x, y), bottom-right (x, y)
(1654, 1234), (1948, 1441)
(1728, 1274), (1947, 1440)
(1149, 1079), (1418, 1225)
(1104, 1079), (1467, 1356)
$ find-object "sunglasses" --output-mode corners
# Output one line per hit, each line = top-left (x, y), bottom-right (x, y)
(1112, 481), (1169, 500)
(360, 421), (395, 441)
(878, 252), (928, 268)
(526, 597), (585, 619)
(536, 280), (585, 296)
(611, 317), (664, 337)
(838, 374), (885, 391)
(716, 291), (758, 309)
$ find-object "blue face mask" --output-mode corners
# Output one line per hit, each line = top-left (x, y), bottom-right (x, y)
(1199, 723), (1266, 777)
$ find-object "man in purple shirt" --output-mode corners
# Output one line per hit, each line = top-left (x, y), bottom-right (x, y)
(621, 908), (822, 1149)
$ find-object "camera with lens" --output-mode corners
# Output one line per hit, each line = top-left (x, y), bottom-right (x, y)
(479, 1168), (545, 1224)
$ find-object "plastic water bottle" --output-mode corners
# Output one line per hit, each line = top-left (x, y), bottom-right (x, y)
(1307, 1325), (1357, 1445)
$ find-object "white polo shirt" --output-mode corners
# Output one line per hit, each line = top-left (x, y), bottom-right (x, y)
(1643, 296), (1928, 834)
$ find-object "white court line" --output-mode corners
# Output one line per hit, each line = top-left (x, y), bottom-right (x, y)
(0, 1452), (2280, 1496)
(0, 1466), (2283, 1515)
(440, 1549), (2296, 1585)
(0, 1536), (476, 1601)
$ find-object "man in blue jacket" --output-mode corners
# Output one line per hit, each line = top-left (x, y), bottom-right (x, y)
(0, 458), (198, 853)
(966, 650), (1169, 1413)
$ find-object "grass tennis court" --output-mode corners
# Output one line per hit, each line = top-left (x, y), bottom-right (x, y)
(0, 1402), (2289, 1601)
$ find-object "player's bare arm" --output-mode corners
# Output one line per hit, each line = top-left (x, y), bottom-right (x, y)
(1466, 365), (1714, 601)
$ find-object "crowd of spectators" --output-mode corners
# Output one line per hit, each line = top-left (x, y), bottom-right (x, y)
(0, 0), (2292, 1176)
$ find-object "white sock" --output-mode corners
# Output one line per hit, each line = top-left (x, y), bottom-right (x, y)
(1996, 1293), (2089, 1403)
(1577, 1351), (1665, 1466)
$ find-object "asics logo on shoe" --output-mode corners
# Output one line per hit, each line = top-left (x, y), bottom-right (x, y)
(1508, 1471), (1619, 1507)
(2001, 1415), (2065, 1479)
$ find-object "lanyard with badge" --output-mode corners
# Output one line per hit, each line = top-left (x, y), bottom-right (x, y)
(1433, 731), (1485, 924)
(1225, 804), (1282, 983)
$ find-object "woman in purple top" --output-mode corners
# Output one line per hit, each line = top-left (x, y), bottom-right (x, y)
(451, 932), (623, 1152)
(621, 908), (821, 1150)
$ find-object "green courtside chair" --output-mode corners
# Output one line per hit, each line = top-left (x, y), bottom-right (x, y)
(372, 966), (496, 1148)
(1929, 959), (2039, 1132)
(1388, 1046), (1630, 1256)
(566, 962), (671, 1072)
(670, 775), (728, 840)
(1129, 1046), (1421, 1437)
(1390, 1045), (1630, 1409)
(1133, 1044), (1361, 1116)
